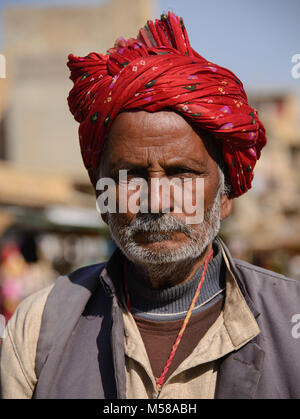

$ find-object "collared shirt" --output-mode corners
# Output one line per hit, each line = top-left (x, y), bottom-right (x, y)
(122, 243), (260, 399)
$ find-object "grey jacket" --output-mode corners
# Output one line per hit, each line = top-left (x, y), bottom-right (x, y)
(33, 239), (300, 399)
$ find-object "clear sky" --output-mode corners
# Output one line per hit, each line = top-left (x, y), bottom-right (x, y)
(158, 0), (300, 91)
(0, 0), (299, 92)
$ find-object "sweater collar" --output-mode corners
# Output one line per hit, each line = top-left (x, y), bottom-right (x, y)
(124, 240), (225, 320)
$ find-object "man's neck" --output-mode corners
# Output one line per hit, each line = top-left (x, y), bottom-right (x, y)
(125, 240), (225, 320)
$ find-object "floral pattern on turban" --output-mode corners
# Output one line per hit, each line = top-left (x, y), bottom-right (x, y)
(67, 12), (266, 197)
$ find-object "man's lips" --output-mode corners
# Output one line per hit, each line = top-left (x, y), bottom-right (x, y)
(133, 230), (188, 243)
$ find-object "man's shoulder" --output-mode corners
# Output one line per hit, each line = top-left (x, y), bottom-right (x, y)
(3, 283), (55, 392)
(232, 258), (300, 310)
(8, 285), (55, 333)
(70, 261), (108, 275)
(8, 262), (108, 329)
(219, 237), (298, 288)
(67, 261), (108, 282)
(4, 261), (109, 373)
(233, 258), (297, 285)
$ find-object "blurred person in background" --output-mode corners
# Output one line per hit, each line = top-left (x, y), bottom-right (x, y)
(1, 12), (299, 400)
(0, 232), (56, 322)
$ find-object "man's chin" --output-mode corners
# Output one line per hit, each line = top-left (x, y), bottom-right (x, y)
(121, 238), (201, 266)
(135, 241), (183, 255)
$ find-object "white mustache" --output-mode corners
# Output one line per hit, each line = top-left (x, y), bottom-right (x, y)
(125, 213), (194, 239)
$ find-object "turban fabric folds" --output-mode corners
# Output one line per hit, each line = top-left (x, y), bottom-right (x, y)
(67, 12), (266, 197)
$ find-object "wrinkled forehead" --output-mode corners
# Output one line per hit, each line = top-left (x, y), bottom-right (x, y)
(106, 110), (219, 155)
(103, 110), (222, 166)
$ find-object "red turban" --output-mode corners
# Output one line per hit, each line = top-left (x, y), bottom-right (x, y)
(67, 12), (266, 197)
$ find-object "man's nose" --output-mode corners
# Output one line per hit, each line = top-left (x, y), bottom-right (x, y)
(146, 176), (174, 214)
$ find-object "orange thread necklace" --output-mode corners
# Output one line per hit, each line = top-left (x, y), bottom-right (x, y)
(123, 248), (214, 396)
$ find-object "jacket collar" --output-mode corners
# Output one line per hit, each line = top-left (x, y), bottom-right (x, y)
(99, 247), (128, 310)
(215, 236), (265, 399)
(216, 237), (260, 319)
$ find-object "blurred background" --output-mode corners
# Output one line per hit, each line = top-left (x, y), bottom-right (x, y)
(0, 0), (299, 321)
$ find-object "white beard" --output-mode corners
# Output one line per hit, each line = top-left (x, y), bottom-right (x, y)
(106, 173), (224, 279)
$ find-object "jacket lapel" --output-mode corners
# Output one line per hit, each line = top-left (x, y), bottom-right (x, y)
(215, 237), (265, 399)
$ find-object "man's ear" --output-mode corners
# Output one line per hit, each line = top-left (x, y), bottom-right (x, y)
(100, 212), (108, 225)
(88, 168), (99, 196)
(89, 167), (109, 225)
(220, 194), (233, 220)
(96, 188), (109, 225)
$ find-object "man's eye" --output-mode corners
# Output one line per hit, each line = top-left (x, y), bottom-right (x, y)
(167, 168), (197, 176)
(114, 171), (147, 184)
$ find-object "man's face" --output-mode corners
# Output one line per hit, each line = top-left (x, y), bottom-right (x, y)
(99, 110), (232, 266)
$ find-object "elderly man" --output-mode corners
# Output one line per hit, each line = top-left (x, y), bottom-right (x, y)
(1, 13), (299, 400)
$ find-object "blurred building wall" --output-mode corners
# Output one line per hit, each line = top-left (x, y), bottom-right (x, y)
(222, 92), (300, 278)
